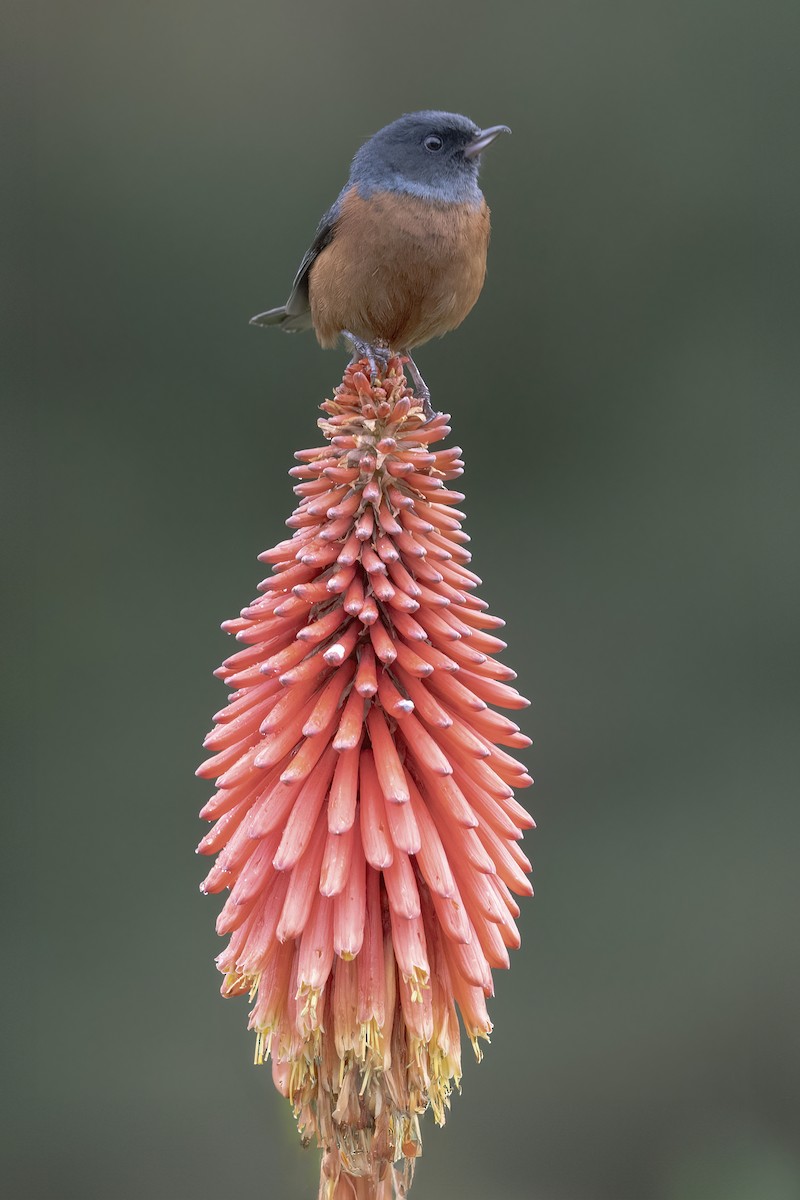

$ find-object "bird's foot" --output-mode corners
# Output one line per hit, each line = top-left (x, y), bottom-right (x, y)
(343, 333), (392, 386)
(402, 351), (434, 419)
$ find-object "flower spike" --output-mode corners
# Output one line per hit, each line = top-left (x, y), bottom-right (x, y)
(199, 358), (533, 1199)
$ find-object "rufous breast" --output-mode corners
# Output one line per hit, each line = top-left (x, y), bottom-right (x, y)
(308, 187), (491, 350)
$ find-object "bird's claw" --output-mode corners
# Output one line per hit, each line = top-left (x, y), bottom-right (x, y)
(402, 351), (435, 419)
(343, 333), (391, 385)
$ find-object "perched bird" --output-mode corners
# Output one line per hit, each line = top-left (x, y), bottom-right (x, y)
(250, 111), (510, 414)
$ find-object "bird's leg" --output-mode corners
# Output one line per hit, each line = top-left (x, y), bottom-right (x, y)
(402, 351), (434, 419)
(342, 332), (391, 384)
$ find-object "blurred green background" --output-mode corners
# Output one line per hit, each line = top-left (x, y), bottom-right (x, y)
(9, 1), (799, 1197)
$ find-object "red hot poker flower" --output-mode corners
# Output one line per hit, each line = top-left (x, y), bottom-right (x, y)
(197, 358), (534, 1199)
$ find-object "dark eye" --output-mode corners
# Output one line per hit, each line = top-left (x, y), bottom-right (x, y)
(424, 134), (443, 152)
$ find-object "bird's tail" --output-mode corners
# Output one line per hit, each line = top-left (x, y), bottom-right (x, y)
(250, 306), (311, 333)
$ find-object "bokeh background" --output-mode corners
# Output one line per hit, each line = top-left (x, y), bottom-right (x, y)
(10, 1), (799, 1197)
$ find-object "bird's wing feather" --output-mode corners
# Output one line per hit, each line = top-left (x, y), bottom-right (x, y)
(283, 197), (341, 317)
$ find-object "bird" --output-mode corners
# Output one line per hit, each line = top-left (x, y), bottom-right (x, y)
(250, 111), (510, 416)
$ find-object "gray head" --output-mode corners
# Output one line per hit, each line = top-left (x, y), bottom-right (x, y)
(349, 111), (510, 205)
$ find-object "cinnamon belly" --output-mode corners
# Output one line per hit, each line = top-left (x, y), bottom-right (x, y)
(308, 187), (491, 350)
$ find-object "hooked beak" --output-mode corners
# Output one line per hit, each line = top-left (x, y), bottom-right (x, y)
(463, 124), (511, 160)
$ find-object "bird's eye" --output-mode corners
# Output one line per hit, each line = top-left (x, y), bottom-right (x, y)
(424, 134), (443, 152)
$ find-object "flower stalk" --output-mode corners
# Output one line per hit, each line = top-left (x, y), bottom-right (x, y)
(198, 358), (533, 1198)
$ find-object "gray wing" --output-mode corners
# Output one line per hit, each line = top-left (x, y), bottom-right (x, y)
(250, 197), (341, 332)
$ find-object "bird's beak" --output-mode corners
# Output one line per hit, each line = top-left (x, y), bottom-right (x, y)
(463, 125), (511, 159)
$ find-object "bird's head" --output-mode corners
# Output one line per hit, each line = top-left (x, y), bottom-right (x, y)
(350, 111), (510, 204)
